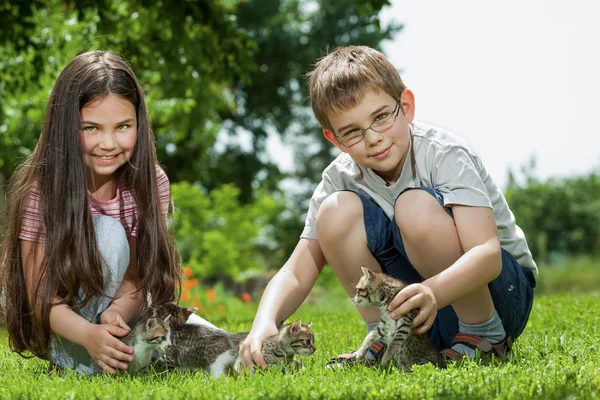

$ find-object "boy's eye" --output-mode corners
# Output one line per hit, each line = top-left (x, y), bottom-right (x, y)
(374, 112), (388, 122)
(344, 128), (361, 137)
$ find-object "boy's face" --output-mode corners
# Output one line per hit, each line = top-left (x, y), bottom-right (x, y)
(325, 90), (415, 184)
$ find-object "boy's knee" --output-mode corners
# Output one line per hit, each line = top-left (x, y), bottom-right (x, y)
(394, 189), (447, 241)
(316, 191), (363, 240)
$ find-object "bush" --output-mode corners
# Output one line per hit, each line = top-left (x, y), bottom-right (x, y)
(170, 182), (284, 282)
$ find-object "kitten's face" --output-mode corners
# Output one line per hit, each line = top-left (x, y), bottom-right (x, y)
(353, 266), (380, 307)
(152, 303), (197, 327)
(288, 321), (316, 357)
(142, 317), (171, 350)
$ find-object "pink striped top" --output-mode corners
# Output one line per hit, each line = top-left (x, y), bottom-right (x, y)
(19, 167), (171, 242)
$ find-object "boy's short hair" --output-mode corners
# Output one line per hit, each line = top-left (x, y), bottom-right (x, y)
(308, 45), (406, 132)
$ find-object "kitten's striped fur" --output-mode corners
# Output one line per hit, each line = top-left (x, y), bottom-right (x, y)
(153, 303), (315, 377)
(353, 266), (444, 370)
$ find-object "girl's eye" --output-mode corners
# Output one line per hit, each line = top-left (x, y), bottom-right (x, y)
(117, 124), (129, 130)
(82, 126), (97, 132)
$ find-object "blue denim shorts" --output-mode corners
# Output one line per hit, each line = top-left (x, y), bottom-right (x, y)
(347, 187), (536, 350)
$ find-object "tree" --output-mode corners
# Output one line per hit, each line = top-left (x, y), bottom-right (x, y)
(0, 0), (400, 277)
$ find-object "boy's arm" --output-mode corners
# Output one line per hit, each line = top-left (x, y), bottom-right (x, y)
(240, 237), (326, 369)
(100, 237), (144, 328)
(21, 241), (134, 374)
(429, 205), (502, 304)
(389, 205), (502, 333)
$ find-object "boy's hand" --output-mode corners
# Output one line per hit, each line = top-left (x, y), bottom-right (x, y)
(82, 323), (134, 374)
(100, 309), (131, 332)
(388, 283), (437, 335)
(239, 321), (279, 372)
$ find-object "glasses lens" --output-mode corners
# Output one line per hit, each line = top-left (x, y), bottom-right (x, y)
(343, 132), (363, 146)
(372, 118), (393, 132)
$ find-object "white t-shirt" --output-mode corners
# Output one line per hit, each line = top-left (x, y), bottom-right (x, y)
(301, 121), (538, 275)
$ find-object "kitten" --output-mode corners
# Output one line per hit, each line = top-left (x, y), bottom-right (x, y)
(120, 310), (172, 373)
(154, 303), (315, 377)
(151, 302), (198, 326)
(234, 320), (316, 373)
(353, 266), (444, 370)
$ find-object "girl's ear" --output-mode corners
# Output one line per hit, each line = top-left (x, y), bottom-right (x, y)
(323, 129), (347, 153)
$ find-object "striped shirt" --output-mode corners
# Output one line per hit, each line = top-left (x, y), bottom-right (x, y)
(19, 167), (171, 242)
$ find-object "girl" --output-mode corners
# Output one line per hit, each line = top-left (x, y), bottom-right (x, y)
(0, 50), (181, 375)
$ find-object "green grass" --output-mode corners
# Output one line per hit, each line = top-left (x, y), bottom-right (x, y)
(1, 290), (599, 399)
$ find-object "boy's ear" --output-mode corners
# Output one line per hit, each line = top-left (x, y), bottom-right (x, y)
(399, 89), (416, 123)
(323, 129), (347, 153)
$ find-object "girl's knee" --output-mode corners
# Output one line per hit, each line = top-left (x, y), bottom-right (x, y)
(316, 191), (364, 240)
(394, 189), (452, 241)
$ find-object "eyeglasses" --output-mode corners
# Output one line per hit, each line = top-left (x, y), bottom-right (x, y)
(335, 102), (401, 147)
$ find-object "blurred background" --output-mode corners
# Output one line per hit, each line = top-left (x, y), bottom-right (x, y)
(1, 0), (598, 313)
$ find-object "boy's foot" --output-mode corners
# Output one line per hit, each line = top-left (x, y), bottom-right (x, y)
(326, 340), (386, 369)
(440, 334), (513, 362)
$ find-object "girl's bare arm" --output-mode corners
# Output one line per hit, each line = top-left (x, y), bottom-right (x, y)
(21, 240), (134, 374)
(100, 237), (144, 327)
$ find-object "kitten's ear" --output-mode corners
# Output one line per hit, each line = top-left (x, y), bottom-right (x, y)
(146, 318), (157, 330)
(360, 266), (375, 279)
(289, 320), (302, 334)
(305, 322), (313, 328)
(164, 314), (172, 324)
(186, 307), (198, 316)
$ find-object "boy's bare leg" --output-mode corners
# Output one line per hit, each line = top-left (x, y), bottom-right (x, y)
(394, 189), (495, 325)
(316, 191), (382, 325)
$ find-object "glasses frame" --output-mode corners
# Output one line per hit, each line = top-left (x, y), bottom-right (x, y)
(335, 102), (402, 147)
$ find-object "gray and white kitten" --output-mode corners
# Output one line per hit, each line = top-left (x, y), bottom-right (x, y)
(353, 266), (444, 370)
(120, 311), (171, 373)
(154, 303), (315, 377)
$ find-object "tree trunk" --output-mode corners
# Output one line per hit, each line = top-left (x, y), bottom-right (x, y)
(0, 171), (5, 229)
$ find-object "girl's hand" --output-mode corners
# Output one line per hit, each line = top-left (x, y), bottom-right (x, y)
(82, 323), (134, 374)
(100, 309), (130, 332)
(387, 283), (437, 335)
(239, 320), (279, 372)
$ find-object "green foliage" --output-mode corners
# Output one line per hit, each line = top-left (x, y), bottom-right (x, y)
(506, 159), (600, 263)
(535, 256), (600, 295)
(170, 182), (284, 281)
(1, 293), (600, 399)
(0, 0), (398, 271)
(0, 0), (256, 186)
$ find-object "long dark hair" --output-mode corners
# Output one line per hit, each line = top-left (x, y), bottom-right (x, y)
(0, 50), (181, 359)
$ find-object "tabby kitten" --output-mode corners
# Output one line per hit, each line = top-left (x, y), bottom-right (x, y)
(353, 266), (444, 370)
(151, 302), (197, 326)
(155, 303), (315, 377)
(121, 311), (171, 373)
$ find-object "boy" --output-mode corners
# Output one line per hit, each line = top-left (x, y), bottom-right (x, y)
(240, 45), (537, 368)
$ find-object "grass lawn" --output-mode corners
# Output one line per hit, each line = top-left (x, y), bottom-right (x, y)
(1, 289), (599, 399)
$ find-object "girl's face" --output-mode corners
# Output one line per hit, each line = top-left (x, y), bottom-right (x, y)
(80, 94), (137, 195)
